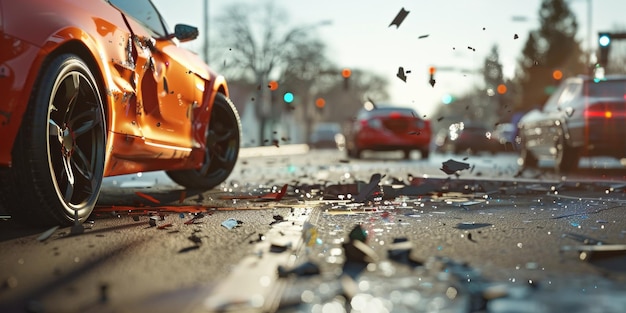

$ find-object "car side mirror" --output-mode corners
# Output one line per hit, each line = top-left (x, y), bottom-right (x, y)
(173, 24), (198, 42)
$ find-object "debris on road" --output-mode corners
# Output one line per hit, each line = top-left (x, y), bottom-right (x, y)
(221, 218), (243, 230)
(37, 225), (59, 242)
(277, 261), (321, 278)
(441, 159), (471, 175)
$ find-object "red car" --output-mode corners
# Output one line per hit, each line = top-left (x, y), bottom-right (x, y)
(0, 0), (240, 226)
(345, 106), (431, 159)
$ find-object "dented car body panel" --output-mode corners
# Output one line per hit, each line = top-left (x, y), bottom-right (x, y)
(0, 0), (228, 176)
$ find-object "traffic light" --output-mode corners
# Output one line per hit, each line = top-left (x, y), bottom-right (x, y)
(268, 80), (279, 91)
(315, 97), (326, 111)
(283, 92), (294, 104)
(497, 84), (507, 94)
(341, 68), (351, 90)
(442, 94), (455, 105)
(428, 66), (436, 87)
(598, 32), (611, 67)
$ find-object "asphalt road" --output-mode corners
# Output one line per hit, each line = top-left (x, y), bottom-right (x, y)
(1, 148), (625, 313)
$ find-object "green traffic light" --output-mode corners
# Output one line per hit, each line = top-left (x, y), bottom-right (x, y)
(599, 34), (611, 47)
(283, 92), (294, 103)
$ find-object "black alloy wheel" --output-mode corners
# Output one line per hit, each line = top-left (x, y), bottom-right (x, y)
(0, 54), (106, 226)
(166, 93), (241, 190)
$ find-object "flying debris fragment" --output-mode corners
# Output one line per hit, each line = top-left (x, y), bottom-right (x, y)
(396, 66), (407, 82)
(389, 7), (409, 28)
(440, 159), (471, 175)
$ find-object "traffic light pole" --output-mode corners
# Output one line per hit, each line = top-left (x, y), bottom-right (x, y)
(597, 32), (626, 68)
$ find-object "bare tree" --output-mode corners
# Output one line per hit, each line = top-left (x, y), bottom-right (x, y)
(212, 1), (330, 144)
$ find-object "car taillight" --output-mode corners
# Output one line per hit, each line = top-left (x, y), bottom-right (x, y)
(584, 109), (622, 118)
(389, 112), (402, 119)
(584, 101), (626, 119)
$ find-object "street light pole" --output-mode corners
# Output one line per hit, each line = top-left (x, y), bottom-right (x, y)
(203, 0), (209, 63)
(587, 0), (592, 69)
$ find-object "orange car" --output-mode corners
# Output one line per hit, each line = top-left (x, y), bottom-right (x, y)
(0, 0), (241, 226)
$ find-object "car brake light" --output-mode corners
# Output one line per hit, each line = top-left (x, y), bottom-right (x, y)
(389, 111), (402, 119)
(584, 109), (615, 118)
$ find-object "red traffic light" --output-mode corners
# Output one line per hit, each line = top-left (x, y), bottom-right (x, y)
(315, 98), (326, 109)
(497, 84), (507, 94)
(341, 68), (351, 78)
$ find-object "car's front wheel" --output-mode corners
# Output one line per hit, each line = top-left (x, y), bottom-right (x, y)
(0, 54), (106, 226)
(166, 93), (241, 190)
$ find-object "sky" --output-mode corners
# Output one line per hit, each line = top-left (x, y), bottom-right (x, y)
(153, 0), (626, 117)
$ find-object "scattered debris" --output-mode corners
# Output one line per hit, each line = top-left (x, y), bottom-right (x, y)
(135, 191), (160, 204)
(270, 240), (292, 253)
(441, 159), (471, 175)
(389, 7), (409, 28)
(277, 261), (321, 278)
(157, 223), (173, 230)
(387, 237), (423, 267)
(37, 225), (59, 242)
(221, 218), (243, 230)
(220, 184), (288, 201)
(270, 214), (286, 225)
(149, 216), (158, 227)
(354, 173), (383, 202)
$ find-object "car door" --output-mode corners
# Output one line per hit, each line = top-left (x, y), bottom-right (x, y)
(108, 0), (197, 151)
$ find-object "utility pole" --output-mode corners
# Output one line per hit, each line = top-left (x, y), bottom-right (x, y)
(203, 0), (209, 63)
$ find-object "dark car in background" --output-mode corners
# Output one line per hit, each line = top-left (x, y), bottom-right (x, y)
(309, 122), (346, 150)
(345, 106), (431, 159)
(517, 74), (626, 173)
(436, 122), (501, 155)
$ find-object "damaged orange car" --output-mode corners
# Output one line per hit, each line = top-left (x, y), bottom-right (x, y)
(0, 0), (241, 226)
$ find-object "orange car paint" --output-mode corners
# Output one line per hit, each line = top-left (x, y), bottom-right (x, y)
(0, 0), (228, 176)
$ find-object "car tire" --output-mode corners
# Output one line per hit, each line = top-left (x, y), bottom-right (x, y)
(166, 93), (241, 190)
(519, 144), (538, 170)
(403, 149), (411, 160)
(347, 147), (361, 159)
(555, 134), (579, 173)
(420, 149), (430, 159)
(0, 54), (106, 226)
